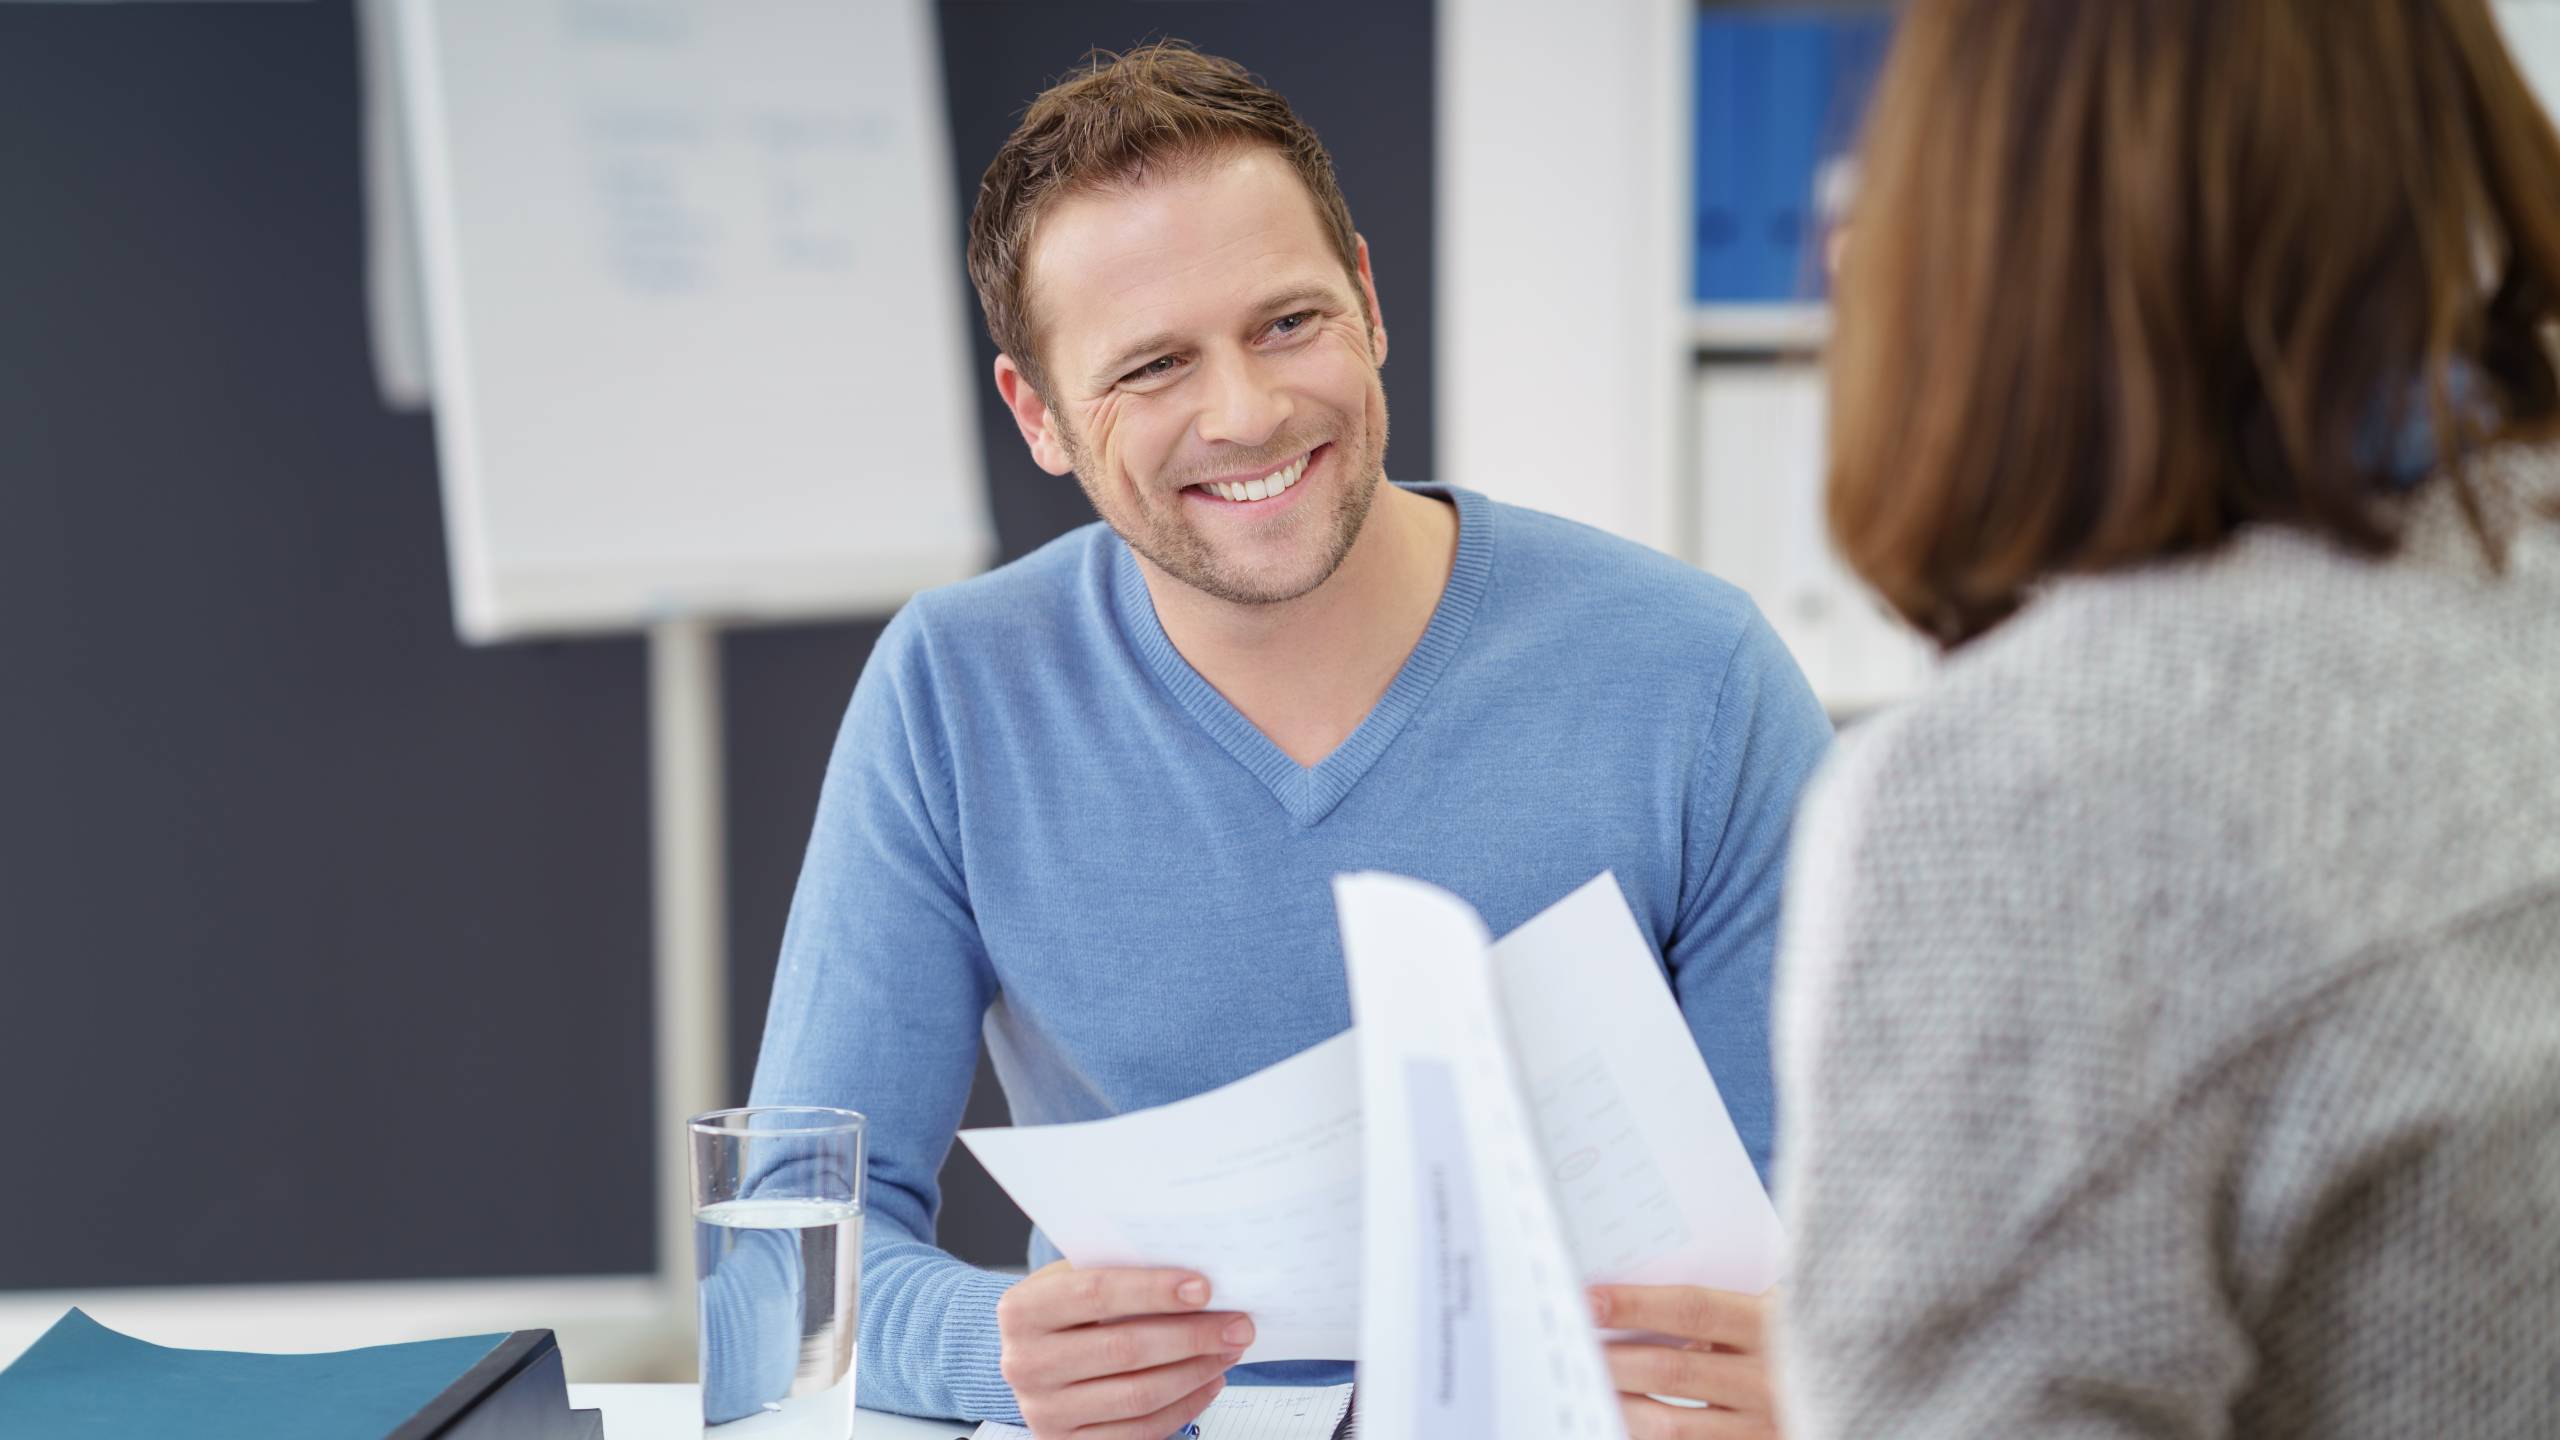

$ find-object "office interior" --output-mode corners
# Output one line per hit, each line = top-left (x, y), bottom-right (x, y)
(8, 0), (2552, 1394)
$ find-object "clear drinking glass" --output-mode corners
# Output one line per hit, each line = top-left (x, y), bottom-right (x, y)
(689, 1106), (866, 1438)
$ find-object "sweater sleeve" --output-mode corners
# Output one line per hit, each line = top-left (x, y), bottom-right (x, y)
(1665, 604), (1833, 1186)
(743, 604), (1025, 1423)
(1768, 722), (2256, 1438)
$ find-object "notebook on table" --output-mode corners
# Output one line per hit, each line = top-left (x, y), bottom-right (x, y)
(969, 1381), (1353, 1439)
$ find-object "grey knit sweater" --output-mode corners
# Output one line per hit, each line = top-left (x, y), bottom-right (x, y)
(1770, 456), (2560, 1438)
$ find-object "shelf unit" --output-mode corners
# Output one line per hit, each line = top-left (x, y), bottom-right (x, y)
(1440, 0), (1925, 716)
(1444, 0), (2560, 717)
(1690, 301), (1829, 355)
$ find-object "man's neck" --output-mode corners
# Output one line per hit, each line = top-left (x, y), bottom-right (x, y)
(1136, 482), (1461, 768)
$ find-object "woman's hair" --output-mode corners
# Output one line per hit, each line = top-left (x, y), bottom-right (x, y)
(1828, 0), (2560, 645)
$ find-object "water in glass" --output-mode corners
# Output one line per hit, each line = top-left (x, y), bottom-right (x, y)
(695, 1196), (862, 1438)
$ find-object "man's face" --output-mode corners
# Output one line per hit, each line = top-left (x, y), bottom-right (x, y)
(1001, 147), (1390, 607)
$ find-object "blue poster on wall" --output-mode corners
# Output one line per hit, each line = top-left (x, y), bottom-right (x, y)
(1694, 8), (1894, 304)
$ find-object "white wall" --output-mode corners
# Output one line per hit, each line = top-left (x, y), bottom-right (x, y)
(1438, 0), (1693, 553)
(1691, 364), (1930, 715)
(2497, 0), (2560, 116)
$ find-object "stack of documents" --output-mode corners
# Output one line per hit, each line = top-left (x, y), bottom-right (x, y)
(962, 873), (1784, 1440)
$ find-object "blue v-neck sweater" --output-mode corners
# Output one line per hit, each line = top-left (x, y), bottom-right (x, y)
(745, 485), (1832, 1422)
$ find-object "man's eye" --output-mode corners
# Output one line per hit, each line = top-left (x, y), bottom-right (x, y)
(1126, 355), (1181, 383)
(1270, 311), (1315, 337)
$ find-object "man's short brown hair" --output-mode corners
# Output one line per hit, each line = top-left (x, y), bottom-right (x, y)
(965, 41), (1365, 398)
(1827, 0), (2560, 646)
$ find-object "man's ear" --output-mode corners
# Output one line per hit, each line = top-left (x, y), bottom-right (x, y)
(993, 353), (1075, 476)
(1353, 234), (1388, 366)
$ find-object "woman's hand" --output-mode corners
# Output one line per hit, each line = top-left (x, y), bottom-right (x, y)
(1588, 1284), (1779, 1439)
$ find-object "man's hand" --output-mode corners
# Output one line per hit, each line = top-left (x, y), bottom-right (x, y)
(1588, 1284), (1779, 1439)
(996, 1260), (1252, 1439)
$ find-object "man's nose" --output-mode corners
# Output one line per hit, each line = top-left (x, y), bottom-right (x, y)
(1193, 349), (1289, 451)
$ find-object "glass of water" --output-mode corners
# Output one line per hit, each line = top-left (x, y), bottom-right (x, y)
(689, 1106), (866, 1438)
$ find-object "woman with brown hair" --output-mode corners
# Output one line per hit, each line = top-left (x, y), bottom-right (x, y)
(1761, 1), (2560, 1436)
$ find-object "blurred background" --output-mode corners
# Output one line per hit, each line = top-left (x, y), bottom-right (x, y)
(6, 0), (2551, 1386)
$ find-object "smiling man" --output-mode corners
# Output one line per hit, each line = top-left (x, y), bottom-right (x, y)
(746, 43), (1831, 1438)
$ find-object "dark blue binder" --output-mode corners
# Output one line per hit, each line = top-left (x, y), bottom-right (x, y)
(0, 1309), (605, 1440)
(1694, 7), (1899, 304)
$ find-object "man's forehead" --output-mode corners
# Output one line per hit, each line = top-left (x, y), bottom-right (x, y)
(1023, 149), (1352, 368)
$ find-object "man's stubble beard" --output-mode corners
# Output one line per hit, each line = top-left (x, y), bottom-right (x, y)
(1066, 398), (1390, 608)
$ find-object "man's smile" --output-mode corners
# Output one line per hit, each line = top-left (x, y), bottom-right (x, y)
(1181, 442), (1329, 507)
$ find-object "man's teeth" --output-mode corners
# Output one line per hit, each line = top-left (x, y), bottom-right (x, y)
(1203, 451), (1311, 503)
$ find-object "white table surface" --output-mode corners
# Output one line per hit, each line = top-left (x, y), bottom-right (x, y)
(568, 1383), (969, 1440)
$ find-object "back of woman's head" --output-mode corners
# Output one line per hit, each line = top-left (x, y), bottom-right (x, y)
(1829, 0), (2560, 645)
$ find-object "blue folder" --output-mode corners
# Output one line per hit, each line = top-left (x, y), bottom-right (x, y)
(1694, 7), (1899, 304)
(0, 1308), (602, 1439)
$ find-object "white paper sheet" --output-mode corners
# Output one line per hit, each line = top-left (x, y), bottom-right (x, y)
(1338, 873), (1628, 1440)
(1492, 874), (1787, 1298)
(960, 1035), (1365, 1362)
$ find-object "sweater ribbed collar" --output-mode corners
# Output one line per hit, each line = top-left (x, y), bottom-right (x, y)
(1110, 483), (1495, 828)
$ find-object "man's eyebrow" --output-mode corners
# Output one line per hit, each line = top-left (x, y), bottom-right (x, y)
(1087, 283), (1350, 387)
(1246, 283), (1345, 320)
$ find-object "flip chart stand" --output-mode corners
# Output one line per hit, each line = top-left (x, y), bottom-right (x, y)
(649, 618), (727, 1360)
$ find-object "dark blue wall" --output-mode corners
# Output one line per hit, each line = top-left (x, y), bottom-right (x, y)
(0, 0), (1432, 1288)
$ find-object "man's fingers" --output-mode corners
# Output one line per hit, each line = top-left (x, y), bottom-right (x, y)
(1618, 1394), (1778, 1440)
(1054, 1351), (1235, 1435)
(1015, 1311), (1253, 1389)
(1602, 1343), (1773, 1414)
(1590, 1285), (1768, 1351)
(1072, 1373), (1229, 1440)
(1000, 1264), (1212, 1333)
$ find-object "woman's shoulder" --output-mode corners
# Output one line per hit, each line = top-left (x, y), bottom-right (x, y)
(1878, 467), (2558, 797)
(1803, 485), (2560, 1001)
